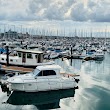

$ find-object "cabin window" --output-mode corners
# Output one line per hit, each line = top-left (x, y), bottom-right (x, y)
(14, 53), (17, 56)
(1, 58), (4, 60)
(10, 59), (13, 62)
(18, 52), (21, 57)
(27, 53), (32, 59)
(38, 70), (56, 76)
(35, 54), (38, 59)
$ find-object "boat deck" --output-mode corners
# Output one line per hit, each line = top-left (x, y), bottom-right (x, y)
(60, 72), (80, 77)
(0, 65), (34, 73)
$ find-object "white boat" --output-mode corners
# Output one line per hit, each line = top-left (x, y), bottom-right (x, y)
(107, 48), (110, 54)
(93, 49), (104, 61)
(83, 49), (104, 61)
(59, 50), (70, 57)
(0, 49), (54, 68)
(1, 64), (79, 92)
(101, 45), (107, 51)
(49, 52), (60, 59)
(44, 50), (60, 59)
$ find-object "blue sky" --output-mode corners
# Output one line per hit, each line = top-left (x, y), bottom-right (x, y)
(0, 0), (110, 37)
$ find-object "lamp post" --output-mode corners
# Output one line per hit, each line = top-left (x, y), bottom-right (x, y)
(6, 45), (9, 66)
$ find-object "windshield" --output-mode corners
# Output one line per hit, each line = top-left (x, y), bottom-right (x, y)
(32, 69), (40, 76)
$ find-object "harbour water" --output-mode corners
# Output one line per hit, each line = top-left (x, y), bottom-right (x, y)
(0, 52), (110, 110)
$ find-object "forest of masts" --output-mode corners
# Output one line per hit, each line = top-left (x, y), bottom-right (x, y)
(0, 24), (110, 39)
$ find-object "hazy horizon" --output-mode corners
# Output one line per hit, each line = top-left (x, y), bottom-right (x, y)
(0, 0), (110, 37)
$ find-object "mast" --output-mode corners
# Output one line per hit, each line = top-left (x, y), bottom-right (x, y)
(105, 25), (107, 44)
(4, 24), (6, 40)
(75, 28), (77, 37)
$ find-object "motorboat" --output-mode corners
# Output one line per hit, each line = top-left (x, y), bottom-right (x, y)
(1, 64), (79, 93)
(49, 52), (60, 59)
(82, 54), (94, 62)
(93, 49), (104, 61)
(82, 49), (104, 62)
(107, 48), (110, 54)
(0, 49), (54, 68)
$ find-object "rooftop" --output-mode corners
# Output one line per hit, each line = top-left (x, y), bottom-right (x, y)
(36, 64), (61, 71)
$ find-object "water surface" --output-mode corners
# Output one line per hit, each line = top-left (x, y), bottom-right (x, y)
(0, 52), (110, 110)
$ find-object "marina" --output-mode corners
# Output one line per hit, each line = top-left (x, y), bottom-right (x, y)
(0, 52), (110, 110)
(0, 0), (110, 109)
(0, 35), (110, 110)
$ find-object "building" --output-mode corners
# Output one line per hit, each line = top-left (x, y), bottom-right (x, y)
(4, 29), (18, 38)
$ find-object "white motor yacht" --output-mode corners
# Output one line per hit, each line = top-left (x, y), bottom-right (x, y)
(1, 64), (79, 92)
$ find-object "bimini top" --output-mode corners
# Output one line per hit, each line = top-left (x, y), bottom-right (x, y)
(36, 64), (61, 71)
(14, 49), (43, 54)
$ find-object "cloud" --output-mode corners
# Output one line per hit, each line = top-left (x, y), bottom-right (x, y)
(0, 0), (29, 21)
(70, 2), (91, 21)
(0, 0), (109, 22)
(70, 0), (110, 22)
(27, 0), (76, 20)
(88, 0), (110, 22)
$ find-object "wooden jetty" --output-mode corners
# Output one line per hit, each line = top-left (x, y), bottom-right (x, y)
(0, 65), (34, 73)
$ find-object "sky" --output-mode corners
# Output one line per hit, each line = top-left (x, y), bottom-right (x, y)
(0, 0), (110, 37)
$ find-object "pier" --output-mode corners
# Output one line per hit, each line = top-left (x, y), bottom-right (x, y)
(0, 65), (34, 73)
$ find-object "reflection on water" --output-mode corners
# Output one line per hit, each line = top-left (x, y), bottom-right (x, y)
(0, 53), (110, 110)
(0, 89), (75, 110)
(73, 53), (110, 110)
(7, 89), (75, 109)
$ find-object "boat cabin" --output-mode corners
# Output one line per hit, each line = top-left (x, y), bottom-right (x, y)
(0, 49), (44, 67)
(34, 65), (61, 77)
(16, 49), (44, 63)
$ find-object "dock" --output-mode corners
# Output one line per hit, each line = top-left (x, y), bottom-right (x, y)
(65, 55), (85, 59)
(0, 65), (34, 73)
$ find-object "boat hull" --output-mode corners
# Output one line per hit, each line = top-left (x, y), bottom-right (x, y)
(0, 61), (54, 68)
(93, 55), (104, 61)
(8, 78), (77, 92)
